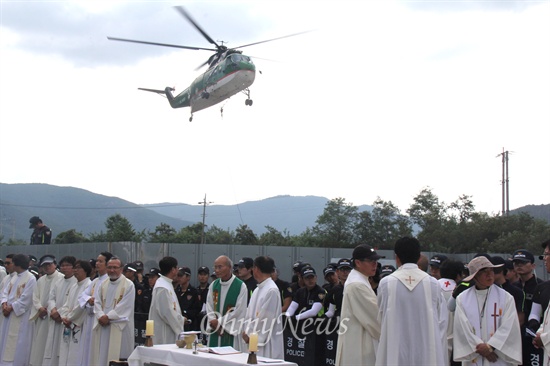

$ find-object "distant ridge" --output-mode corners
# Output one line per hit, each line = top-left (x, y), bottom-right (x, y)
(0, 183), (547, 242)
(0, 183), (194, 241)
(143, 195), (343, 235)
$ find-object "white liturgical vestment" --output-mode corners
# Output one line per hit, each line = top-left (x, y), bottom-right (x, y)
(58, 277), (91, 366)
(376, 263), (448, 366)
(244, 277), (284, 359)
(91, 276), (135, 366)
(77, 273), (108, 366)
(148, 275), (184, 345)
(43, 275), (77, 366)
(29, 270), (63, 366)
(453, 284), (522, 366)
(0, 270), (37, 366)
(335, 269), (380, 366)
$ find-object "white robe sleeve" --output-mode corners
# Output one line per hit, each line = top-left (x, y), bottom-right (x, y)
(152, 287), (184, 336)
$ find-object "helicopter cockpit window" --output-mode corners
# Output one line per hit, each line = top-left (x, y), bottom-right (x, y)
(231, 54), (243, 63)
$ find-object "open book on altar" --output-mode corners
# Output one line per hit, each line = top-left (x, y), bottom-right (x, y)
(197, 346), (241, 355)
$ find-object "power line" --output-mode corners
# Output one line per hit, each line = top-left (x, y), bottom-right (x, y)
(0, 202), (192, 210)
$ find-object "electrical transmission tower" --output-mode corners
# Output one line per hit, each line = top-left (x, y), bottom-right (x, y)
(497, 149), (510, 216)
(198, 194), (213, 244)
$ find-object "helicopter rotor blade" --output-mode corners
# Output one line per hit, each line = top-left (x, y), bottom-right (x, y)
(107, 37), (217, 51)
(174, 6), (221, 50)
(232, 30), (313, 50)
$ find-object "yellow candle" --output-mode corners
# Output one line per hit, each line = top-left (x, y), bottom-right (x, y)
(249, 332), (258, 352)
(146, 320), (154, 336)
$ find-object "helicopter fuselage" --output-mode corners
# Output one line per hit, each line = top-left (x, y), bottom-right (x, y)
(167, 52), (255, 113)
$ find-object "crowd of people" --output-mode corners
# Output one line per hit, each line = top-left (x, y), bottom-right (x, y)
(1, 233), (550, 365)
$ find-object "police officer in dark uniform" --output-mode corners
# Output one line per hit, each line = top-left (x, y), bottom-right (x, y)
(141, 268), (160, 314)
(511, 249), (544, 366)
(196, 266), (210, 344)
(174, 267), (201, 331)
(123, 262), (145, 313)
(325, 259), (351, 319)
(237, 257), (257, 304)
(287, 266), (326, 320)
(29, 216), (52, 245)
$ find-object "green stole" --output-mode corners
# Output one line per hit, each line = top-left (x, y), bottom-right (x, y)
(209, 276), (243, 347)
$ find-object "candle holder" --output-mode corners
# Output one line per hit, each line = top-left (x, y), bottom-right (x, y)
(144, 335), (153, 347)
(247, 351), (257, 364)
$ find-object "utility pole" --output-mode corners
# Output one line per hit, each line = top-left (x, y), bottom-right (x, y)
(497, 149), (510, 216)
(198, 194), (213, 244)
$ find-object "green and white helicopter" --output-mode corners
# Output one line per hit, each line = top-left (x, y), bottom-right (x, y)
(108, 6), (306, 121)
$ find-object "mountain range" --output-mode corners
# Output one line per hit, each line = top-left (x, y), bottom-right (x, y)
(0, 183), (548, 242)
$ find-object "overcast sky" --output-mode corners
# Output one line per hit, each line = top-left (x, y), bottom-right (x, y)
(1, 0), (549, 215)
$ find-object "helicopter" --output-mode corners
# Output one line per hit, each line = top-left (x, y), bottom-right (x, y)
(108, 6), (308, 122)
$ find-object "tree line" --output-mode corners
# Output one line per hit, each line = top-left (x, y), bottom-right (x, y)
(3, 188), (549, 254)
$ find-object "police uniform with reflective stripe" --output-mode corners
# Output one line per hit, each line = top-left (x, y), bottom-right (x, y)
(30, 225), (52, 244)
(293, 284), (326, 316)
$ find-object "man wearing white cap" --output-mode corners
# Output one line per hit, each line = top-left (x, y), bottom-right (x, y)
(453, 256), (522, 365)
(29, 255), (63, 366)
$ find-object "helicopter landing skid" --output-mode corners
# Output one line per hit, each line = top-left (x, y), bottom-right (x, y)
(242, 88), (253, 106)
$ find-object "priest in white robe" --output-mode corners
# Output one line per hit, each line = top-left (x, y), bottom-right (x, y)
(58, 260), (92, 366)
(77, 251), (111, 366)
(0, 255), (15, 334)
(376, 237), (448, 366)
(453, 256), (522, 366)
(91, 257), (135, 366)
(148, 256), (185, 345)
(242, 256), (284, 359)
(43, 256), (77, 366)
(29, 255), (64, 366)
(206, 255), (248, 351)
(335, 244), (382, 366)
(0, 254), (37, 366)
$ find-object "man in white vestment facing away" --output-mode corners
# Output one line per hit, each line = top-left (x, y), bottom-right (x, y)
(242, 256), (284, 359)
(376, 237), (448, 366)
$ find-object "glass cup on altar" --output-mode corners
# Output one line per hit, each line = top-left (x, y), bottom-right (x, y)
(184, 333), (196, 349)
(176, 332), (186, 348)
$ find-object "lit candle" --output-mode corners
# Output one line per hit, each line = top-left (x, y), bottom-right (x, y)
(249, 332), (258, 352)
(146, 320), (154, 336)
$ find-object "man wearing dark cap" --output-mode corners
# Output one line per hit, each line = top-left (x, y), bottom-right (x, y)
(141, 268), (160, 314)
(429, 254), (448, 280)
(285, 266), (326, 320)
(376, 237), (447, 366)
(29, 216), (52, 245)
(325, 259), (352, 319)
(237, 257), (257, 304)
(123, 263), (145, 313)
(195, 266), (210, 342)
(380, 264), (396, 279)
(322, 265), (338, 291)
(512, 249), (544, 366)
(453, 256), (522, 365)
(335, 244), (383, 366)
(133, 260), (146, 289)
(174, 266), (200, 331)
